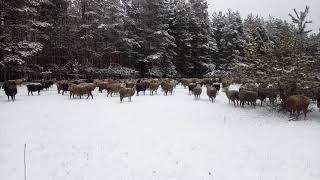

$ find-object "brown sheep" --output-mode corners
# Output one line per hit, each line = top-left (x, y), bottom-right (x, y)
(206, 85), (217, 103)
(180, 78), (192, 88)
(285, 95), (310, 119)
(149, 82), (160, 96)
(221, 80), (231, 88)
(161, 82), (174, 96)
(193, 84), (202, 100)
(238, 89), (258, 107)
(225, 87), (239, 106)
(106, 83), (125, 97)
(96, 82), (109, 93)
(125, 81), (136, 88)
(15, 79), (25, 86)
(69, 83), (95, 99)
(119, 87), (135, 102)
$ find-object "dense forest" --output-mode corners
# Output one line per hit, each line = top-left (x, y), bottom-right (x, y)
(0, 0), (319, 80)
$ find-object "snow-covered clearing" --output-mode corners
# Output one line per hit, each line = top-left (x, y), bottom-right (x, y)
(1, 84), (320, 180)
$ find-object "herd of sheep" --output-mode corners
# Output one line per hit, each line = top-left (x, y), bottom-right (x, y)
(1, 77), (320, 120)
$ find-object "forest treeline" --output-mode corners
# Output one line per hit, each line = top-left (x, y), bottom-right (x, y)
(0, 0), (319, 80)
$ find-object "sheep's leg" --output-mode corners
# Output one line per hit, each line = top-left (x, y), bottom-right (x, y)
(129, 96), (132, 102)
(289, 110), (293, 117)
(7, 96), (9, 101)
(304, 108), (308, 120)
(296, 110), (301, 120)
(87, 94), (90, 99)
(91, 93), (93, 99)
(120, 97), (123, 102)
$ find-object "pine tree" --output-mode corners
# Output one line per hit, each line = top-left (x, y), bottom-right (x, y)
(188, 0), (217, 77)
(0, 0), (47, 69)
(211, 10), (245, 69)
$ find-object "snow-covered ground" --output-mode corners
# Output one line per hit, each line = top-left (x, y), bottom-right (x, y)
(1, 84), (320, 180)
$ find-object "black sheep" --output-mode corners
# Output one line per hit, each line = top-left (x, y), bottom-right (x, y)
(41, 81), (54, 90)
(2, 81), (17, 101)
(212, 83), (220, 92)
(136, 80), (147, 96)
(27, 83), (44, 95)
(57, 82), (70, 95)
(188, 83), (197, 95)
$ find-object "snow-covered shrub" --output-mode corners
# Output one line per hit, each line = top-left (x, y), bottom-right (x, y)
(98, 67), (139, 78)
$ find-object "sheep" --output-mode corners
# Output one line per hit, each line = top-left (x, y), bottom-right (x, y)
(284, 95), (310, 120)
(257, 88), (268, 106)
(119, 87), (135, 102)
(161, 82), (174, 96)
(27, 83), (44, 95)
(317, 98), (320, 112)
(180, 78), (192, 88)
(266, 88), (278, 105)
(57, 81), (70, 95)
(221, 80), (231, 89)
(2, 81), (17, 101)
(238, 89), (258, 107)
(96, 81), (109, 93)
(212, 83), (220, 93)
(41, 80), (54, 90)
(225, 87), (239, 106)
(136, 80), (148, 96)
(14, 79), (25, 86)
(188, 83), (197, 95)
(106, 83), (125, 97)
(206, 85), (217, 102)
(125, 81), (136, 88)
(69, 83), (95, 99)
(193, 84), (202, 99)
(149, 82), (160, 96)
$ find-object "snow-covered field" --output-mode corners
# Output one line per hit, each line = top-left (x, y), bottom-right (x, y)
(1, 84), (320, 180)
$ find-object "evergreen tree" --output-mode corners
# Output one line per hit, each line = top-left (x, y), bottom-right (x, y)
(188, 0), (217, 77)
(211, 10), (245, 69)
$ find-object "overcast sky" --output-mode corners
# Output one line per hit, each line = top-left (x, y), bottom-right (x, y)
(207, 0), (320, 33)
